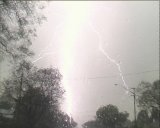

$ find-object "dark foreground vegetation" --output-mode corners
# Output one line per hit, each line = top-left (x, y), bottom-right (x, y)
(0, 61), (77, 128)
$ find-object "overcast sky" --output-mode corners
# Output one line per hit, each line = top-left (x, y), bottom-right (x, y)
(1, 1), (159, 127)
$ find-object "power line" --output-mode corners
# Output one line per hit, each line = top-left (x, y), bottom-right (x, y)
(88, 69), (159, 79)
(66, 69), (159, 80)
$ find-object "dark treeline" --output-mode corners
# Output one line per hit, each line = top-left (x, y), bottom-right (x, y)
(0, 1), (159, 128)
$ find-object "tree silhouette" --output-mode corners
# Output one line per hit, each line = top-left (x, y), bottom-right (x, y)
(56, 112), (77, 128)
(0, 61), (77, 128)
(137, 80), (160, 110)
(1, 60), (63, 107)
(136, 80), (160, 128)
(83, 104), (129, 128)
(137, 110), (150, 128)
(14, 87), (55, 128)
(13, 87), (77, 128)
(96, 104), (129, 128)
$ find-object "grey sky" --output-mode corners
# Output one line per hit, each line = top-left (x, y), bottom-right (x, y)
(31, 1), (159, 127)
(1, 1), (159, 127)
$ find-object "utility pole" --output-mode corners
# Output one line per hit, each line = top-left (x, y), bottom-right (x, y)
(131, 88), (137, 128)
(114, 84), (137, 128)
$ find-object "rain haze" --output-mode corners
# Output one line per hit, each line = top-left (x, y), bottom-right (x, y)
(0, 1), (159, 128)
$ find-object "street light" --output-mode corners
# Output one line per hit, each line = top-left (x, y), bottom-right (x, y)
(114, 84), (137, 128)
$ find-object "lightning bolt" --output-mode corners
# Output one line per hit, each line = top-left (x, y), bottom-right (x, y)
(68, 113), (72, 124)
(32, 52), (57, 63)
(88, 22), (129, 92)
(31, 4), (130, 123)
(31, 21), (74, 123)
(32, 22), (64, 64)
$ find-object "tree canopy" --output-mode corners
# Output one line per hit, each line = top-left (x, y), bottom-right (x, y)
(137, 80), (160, 110)
(0, 1), (46, 61)
(1, 60), (63, 109)
(136, 80), (160, 128)
(13, 87), (77, 128)
(83, 104), (129, 128)
(0, 61), (77, 128)
(96, 104), (129, 128)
